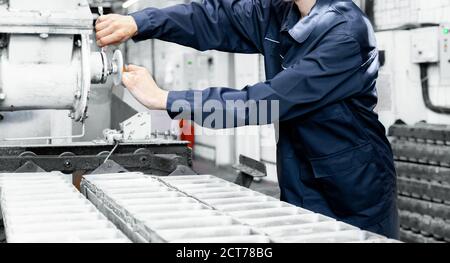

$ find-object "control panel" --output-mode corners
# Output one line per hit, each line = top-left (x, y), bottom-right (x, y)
(440, 24), (450, 85)
(411, 27), (439, 64)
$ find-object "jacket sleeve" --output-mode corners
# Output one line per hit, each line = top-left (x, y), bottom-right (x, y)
(130, 0), (273, 53)
(166, 33), (367, 129)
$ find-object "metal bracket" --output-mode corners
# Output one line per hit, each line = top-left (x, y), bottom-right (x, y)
(91, 160), (129, 175)
(168, 165), (198, 176)
(14, 161), (45, 173)
(233, 155), (267, 188)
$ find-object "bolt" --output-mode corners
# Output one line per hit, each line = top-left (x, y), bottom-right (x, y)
(0, 93), (5, 100)
(68, 112), (75, 119)
(74, 91), (82, 99)
(64, 161), (72, 168)
(140, 156), (148, 163)
(75, 39), (82, 47)
(39, 33), (49, 39)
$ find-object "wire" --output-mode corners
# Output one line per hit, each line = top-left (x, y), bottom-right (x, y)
(103, 140), (120, 164)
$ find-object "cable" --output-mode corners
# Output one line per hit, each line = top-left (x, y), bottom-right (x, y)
(420, 63), (450, 115)
(103, 140), (120, 164)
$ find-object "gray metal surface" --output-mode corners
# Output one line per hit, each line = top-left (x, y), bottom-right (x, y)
(390, 122), (450, 243)
(81, 173), (269, 243)
(0, 172), (130, 243)
(160, 175), (394, 243)
(82, 173), (396, 243)
(399, 211), (450, 242)
(0, 0), (124, 125)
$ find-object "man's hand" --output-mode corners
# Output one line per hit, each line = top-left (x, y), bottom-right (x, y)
(96, 14), (138, 47)
(122, 65), (169, 110)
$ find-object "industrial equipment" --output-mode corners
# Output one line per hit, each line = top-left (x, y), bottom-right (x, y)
(79, 173), (397, 243)
(0, 171), (398, 243)
(0, 172), (130, 243)
(0, 0), (123, 123)
(389, 122), (450, 243)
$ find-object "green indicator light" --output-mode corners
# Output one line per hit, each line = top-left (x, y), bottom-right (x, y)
(444, 28), (449, 34)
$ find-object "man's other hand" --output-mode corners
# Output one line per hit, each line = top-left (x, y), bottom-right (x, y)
(96, 14), (138, 47)
(122, 65), (169, 110)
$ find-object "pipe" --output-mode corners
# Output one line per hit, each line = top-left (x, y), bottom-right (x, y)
(420, 63), (450, 115)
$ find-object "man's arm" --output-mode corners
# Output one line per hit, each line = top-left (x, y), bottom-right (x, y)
(124, 33), (368, 129)
(97, 0), (277, 53)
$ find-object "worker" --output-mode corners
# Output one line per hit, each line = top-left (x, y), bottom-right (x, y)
(95, 0), (399, 239)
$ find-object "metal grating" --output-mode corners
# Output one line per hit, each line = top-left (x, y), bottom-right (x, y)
(0, 172), (130, 243)
(81, 173), (269, 243)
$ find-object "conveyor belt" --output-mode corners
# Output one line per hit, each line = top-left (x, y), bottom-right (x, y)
(82, 173), (397, 243)
(0, 172), (130, 243)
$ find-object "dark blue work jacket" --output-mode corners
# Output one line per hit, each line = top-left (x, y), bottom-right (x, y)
(131, 0), (398, 238)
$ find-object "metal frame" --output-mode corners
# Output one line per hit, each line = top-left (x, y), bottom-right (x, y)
(0, 141), (192, 176)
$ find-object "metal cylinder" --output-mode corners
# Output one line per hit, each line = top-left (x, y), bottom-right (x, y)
(0, 34), (87, 118)
(90, 51), (108, 84)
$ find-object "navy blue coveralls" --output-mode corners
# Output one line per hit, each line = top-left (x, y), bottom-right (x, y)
(131, 0), (399, 238)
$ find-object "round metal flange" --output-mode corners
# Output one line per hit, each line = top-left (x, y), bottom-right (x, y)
(134, 148), (152, 155)
(97, 151), (111, 157)
(112, 49), (124, 86)
(73, 34), (91, 122)
(59, 152), (76, 158)
(19, 151), (37, 157)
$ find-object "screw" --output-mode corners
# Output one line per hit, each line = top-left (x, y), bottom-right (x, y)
(64, 161), (72, 168)
(39, 33), (49, 39)
(74, 91), (81, 99)
(140, 156), (148, 163)
(0, 93), (5, 100)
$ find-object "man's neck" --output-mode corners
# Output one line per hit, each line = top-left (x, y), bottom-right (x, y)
(294, 0), (317, 18)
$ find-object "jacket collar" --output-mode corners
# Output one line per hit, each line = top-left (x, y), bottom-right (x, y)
(281, 0), (333, 43)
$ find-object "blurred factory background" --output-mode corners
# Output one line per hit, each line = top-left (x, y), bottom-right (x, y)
(0, 0), (450, 243)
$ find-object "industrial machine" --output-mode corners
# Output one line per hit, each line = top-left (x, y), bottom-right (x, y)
(0, 171), (399, 243)
(0, 0), (124, 123)
(0, 0), (196, 243)
(0, 0), (192, 175)
(1, 0), (431, 244)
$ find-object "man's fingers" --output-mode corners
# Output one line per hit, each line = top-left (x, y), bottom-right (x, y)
(95, 20), (110, 32)
(122, 72), (135, 89)
(96, 14), (112, 24)
(96, 26), (115, 41)
(97, 33), (122, 47)
(126, 64), (145, 72)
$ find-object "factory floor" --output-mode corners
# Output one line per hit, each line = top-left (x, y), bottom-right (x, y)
(192, 157), (281, 199)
